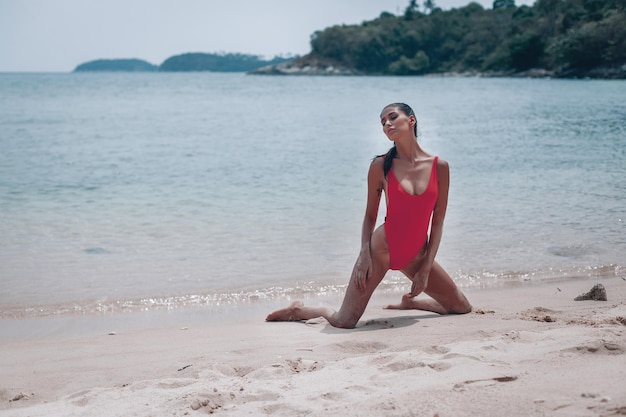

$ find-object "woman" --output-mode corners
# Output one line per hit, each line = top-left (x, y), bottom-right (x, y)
(266, 103), (472, 328)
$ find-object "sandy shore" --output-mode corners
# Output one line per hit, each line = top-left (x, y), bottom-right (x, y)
(1, 277), (625, 417)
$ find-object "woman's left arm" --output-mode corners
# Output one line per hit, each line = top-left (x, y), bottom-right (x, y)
(409, 158), (450, 297)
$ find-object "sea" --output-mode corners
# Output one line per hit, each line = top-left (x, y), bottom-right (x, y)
(1, 72), (625, 335)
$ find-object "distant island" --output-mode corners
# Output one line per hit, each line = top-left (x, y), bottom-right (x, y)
(74, 0), (625, 78)
(74, 59), (158, 72)
(159, 53), (292, 72)
(74, 53), (294, 73)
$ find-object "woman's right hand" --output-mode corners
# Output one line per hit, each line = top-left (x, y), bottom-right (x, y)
(351, 250), (372, 291)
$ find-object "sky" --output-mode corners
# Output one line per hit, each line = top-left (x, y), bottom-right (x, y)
(0, 0), (533, 72)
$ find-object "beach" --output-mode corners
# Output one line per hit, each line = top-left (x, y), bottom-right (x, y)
(1, 276), (625, 417)
(1, 73), (625, 416)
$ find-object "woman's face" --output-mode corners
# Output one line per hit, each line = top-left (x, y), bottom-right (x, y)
(380, 106), (415, 141)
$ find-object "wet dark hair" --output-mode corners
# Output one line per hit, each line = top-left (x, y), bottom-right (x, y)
(379, 103), (418, 178)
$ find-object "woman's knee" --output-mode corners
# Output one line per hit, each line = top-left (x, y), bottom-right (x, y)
(451, 303), (472, 314)
(329, 311), (360, 329)
(458, 295), (473, 314)
(446, 291), (472, 314)
(333, 317), (358, 329)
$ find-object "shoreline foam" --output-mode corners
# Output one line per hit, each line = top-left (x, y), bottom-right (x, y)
(1, 263), (622, 321)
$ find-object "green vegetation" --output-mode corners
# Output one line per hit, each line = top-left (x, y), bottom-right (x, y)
(302, 0), (626, 77)
(74, 59), (157, 72)
(159, 53), (292, 72)
(75, 54), (294, 73)
(74, 0), (624, 77)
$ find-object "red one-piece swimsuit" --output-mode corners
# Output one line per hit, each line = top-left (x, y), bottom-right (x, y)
(384, 157), (439, 270)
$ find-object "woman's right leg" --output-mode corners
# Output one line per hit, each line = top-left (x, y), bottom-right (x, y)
(385, 261), (472, 314)
(266, 226), (390, 328)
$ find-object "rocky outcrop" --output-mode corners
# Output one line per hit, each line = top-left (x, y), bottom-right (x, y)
(554, 64), (626, 79)
(575, 283), (608, 301)
(249, 56), (359, 76)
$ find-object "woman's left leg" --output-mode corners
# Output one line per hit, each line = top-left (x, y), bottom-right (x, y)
(385, 261), (472, 314)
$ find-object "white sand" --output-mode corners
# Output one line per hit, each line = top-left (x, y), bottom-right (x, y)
(1, 277), (625, 417)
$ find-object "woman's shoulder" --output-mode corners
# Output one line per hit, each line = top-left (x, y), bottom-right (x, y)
(417, 154), (447, 171)
(370, 155), (387, 172)
(433, 155), (448, 167)
(372, 154), (386, 165)
(368, 155), (386, 179)
(434, 156), (450, 182)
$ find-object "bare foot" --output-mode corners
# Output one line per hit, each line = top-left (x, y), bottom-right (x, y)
(384, 294), (415, 310)
(266, 301), (305, 321)
(384, 294), (449, 314)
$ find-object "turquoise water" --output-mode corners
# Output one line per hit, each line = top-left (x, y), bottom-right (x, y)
(1, 73), (624, 318)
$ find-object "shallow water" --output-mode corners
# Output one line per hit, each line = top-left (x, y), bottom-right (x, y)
(0, 73), (624, 319)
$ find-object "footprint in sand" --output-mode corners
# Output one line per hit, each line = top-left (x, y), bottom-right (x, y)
(190, 387), (281, 412)
(565, 340), (625, 355)
(246, 357), (322, 379)
(344, 385), (374, 393)
(66, 389), (94, 407)
(442, 352), (482, 362)
(521, 306), (561, 323)
(425, 345), (451, 355)
(319, 391), (345, 401)
(428, 362), (452, 372)
(383, 359), (428, 372)
(333, 340), (389, 354)
(232, 366), (255, 377)
(368, 354), (397, 366)
(481, 344), (499, 351)
(285, 357), (321, 373)
(156, 379), (196, 389)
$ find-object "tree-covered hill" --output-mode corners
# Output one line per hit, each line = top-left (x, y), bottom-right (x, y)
(256, 0), (625, 78)
(74, 59), (157, 72)
(159, 53), (293, 72)
(75, 53), (294, 73)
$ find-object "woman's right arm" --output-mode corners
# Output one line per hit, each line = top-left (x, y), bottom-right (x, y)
(352, 157), (384, 290)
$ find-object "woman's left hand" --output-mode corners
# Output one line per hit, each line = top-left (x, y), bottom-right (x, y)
(409, 264), (431, 297)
